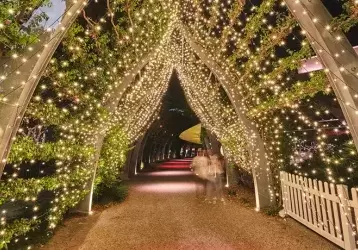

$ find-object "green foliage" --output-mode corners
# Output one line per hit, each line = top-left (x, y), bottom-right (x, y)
(2, 0), (357, 247)
(200, 126), (207, 147)
(240, 15), (297, 83)
(1, 0), (173, 247)
(331, 1), (358, 32)
(8, 136), (95, 164)
(95, 126), (130, 192)
(246, 43), (313, 98)
(0, 219), (39, 249)
(248, 72), (328, 117)
(0, 165), (94, 206)
(231, 0), (276, 61)
(262, 205), (281, 217)
(220, 123), (250, 168)
(0, 0), (50, 56)
(95, 182), (129, 205)
(226, 183), (239, 196)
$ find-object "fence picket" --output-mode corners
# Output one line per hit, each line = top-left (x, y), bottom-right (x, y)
(296, 175), (304, 218)
(288, 173), (294, 213)
(285, 173), (291, 213)
(301, 177), (308, 221)
(351, 188), (358, 240)
(330, 184), (342, 239)
(280, 172), (285, 209)
(323, 182), (334, 235)
(337, 185), (355, 250)
(318, 181), (328, 232)
(308, 178), (318, 227)
(280, 172), (288, 214)
(293, 175), (299, 215)
(304, 177), (312, 224)
(313, 179), (322, 229)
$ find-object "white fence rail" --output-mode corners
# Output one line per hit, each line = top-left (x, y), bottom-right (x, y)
(280, 171), (358, 250)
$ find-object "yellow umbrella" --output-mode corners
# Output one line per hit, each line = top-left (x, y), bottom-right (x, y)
(179, 123), (202, 144)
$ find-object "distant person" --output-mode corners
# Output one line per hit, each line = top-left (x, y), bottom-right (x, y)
(207, 149), (225, 204)
(191, 149), (208, 198)
(191, 149), (201, 173)
(204, 149), (215, 202)
(214, 153), (225, 204)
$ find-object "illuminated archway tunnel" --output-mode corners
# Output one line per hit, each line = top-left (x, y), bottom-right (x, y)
(142, 71), (200, 164)
(0, 0), (358, 248)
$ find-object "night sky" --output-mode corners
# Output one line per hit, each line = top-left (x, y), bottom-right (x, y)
(146, 70), (199, 143)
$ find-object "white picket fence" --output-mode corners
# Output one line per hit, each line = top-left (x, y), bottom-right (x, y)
(280, 171), (358, 250)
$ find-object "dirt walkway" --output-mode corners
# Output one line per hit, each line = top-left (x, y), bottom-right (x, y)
(41, 159), (338, 250)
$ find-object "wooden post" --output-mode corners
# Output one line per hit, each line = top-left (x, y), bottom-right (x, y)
(337, 185), (355, 250)
(280, 172), (287, 214)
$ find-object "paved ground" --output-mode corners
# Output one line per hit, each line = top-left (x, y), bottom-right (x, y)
(42, 159), (338, 250)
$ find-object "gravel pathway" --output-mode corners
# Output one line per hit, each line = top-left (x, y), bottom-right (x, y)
(42, 159), (339, 250)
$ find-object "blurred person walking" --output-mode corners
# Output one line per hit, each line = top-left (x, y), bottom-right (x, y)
(207, 149), (225, 204)
(191, 148), (208, 198)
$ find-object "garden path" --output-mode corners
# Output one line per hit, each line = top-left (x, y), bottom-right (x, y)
(42, 159), (338, 250)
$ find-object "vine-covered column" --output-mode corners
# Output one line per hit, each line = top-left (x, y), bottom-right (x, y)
(135, 132), (150, 171)
(166, 140), (173, 159)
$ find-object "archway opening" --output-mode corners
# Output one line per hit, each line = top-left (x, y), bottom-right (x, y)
(142, 70), (200, 168)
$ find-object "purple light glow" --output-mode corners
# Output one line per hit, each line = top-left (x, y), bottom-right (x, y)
(298, 46), (358, 74)
(157, 159), (192, 170)
(143, 171), (193, 177)
(133, 160), (197, 194)
(133, 181), (195, 193)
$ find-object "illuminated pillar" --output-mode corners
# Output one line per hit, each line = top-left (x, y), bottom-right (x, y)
(188, 143), (193, 157)
(128, 136), (144, 177)
(165, 140), (170, 159)
(154, 143), (160, 162)
(137, 133), (149, 171)
(162, 142), (166, 160)
(221, 146), (237, 187)
(150, 144), (157, 162)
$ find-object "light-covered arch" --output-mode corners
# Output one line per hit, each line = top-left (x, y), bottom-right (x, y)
(178, 25), (274, 209)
